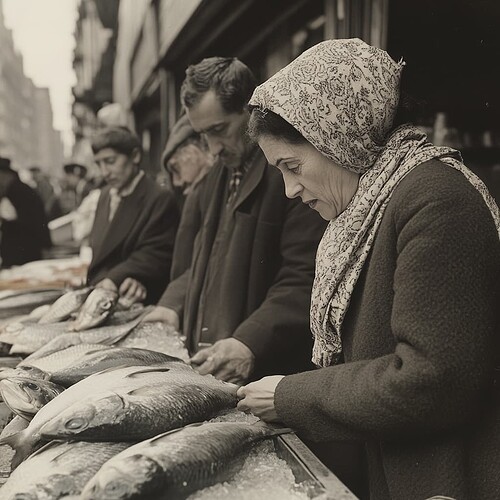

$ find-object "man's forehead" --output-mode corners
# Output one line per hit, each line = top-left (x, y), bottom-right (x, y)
(94, 148), (119, 159)
(186, 91), (230, 133)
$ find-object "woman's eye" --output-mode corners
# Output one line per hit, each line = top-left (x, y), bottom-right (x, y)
(287, 164), (301, 174)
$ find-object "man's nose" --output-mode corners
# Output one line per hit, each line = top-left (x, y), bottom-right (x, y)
(206, 136), (224, 157)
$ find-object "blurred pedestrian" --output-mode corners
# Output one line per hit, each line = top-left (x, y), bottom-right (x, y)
(59, 163), (92, 214)
(28, 166), (62, 221)
(0, 157), (51, 267)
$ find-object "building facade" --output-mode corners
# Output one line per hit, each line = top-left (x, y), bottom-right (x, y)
(0, 0), (64, 175)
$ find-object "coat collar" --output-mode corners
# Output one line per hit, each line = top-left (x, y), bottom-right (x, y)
(91, 175), (149, 266)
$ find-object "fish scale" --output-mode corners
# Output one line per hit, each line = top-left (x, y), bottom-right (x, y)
(80, 421), (290, 500)
(38, 287), (93, 324)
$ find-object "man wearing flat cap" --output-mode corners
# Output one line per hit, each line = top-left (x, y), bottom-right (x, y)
(59, 162), (92, 215)
(0, 157), (51, 267)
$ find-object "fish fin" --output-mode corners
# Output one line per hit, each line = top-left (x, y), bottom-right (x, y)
(251, 420), (294, 436)
(125, 366), (173, 378)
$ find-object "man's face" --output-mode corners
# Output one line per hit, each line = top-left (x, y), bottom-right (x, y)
(167, 143), (212, 189)
(94, 147), (140, 191)
(186, 91), (250, 170)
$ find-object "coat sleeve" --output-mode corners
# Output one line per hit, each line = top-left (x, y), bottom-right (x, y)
(274, 176), (500, 442)
(106, 192), (179, 296)
(233, 199), (327, 375)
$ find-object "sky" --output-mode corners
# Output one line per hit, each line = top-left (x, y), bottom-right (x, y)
(3, 0), (79, 157)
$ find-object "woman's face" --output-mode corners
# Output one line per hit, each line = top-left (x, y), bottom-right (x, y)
(258, 135), (359, 220)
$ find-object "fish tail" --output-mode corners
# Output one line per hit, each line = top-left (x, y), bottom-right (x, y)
(0, 431), (34, 469)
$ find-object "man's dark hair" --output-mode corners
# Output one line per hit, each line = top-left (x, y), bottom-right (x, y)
(248, 108), (307, 145)
(91, 126), (142, 156)
(181, 57), (257, 114)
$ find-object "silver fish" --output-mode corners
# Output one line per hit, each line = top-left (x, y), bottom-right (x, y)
(0, 363), (190, 468)
(0, 376), (65, 420)
(71, 288), (118, 331)
(0, 365), (51, 382)
(81, 421), (291, 500)
(39, 365), (238, 443)
(38, 286), (94, 324)
(0, 440), (130, 499)
(42, 346), (184, 386)
(1, 309), (147, 357)
(0, 289), (64, 320)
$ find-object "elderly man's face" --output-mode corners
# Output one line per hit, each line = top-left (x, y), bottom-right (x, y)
(94, 147), (140, 192)
(167, 143), (212, 189)
(186, 91), (250, 170)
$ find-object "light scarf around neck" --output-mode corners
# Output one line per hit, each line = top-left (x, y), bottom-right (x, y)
(250, 39), (500, 367)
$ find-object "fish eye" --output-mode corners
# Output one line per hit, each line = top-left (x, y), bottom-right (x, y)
(104, 480), (129, 497)
(26, 382), (40, 391)
(101, 300), (113, 310)
(65, 417), (87, 430)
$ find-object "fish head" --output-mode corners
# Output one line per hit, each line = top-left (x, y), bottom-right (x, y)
(71, 288), (118, 331)
(81, 455), (163, 500)
(39, 393), (126, 440)
(0, 376), (64, 419)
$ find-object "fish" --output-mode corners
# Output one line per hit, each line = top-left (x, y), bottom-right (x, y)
(38, 286), (94, 324)
(0, 363), (192, 468)
(1, 308), (148, 357)
(37, 365), (237, 443)
(0, 288), (64, 320)
(81, 421), (291, 500)
(37, 346), (184, 386)
(0, 365), (51, 382)
(0, 440), (130, 499)
(0, 376), (65, 420)
(71, 287), (118, 331)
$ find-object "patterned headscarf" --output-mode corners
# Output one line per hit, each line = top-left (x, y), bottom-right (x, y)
(250, 39), (500, 367)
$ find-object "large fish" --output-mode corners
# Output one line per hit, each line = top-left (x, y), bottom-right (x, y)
(71, 287), (118, 331)
(0, 376), (65, 420)
(0, 440), (130, 499)
(38, 286), (94, 324)
(0, 288), (64, 320)
(39, 365), (238, 443)
(81, 421), (291, 500)
(20, 345), (184, 386)
(0, 308), (147, 356)
(0, 363), (192, 467)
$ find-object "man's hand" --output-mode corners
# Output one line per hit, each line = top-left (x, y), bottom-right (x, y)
(236, 375), (285, 423)
(95, 278), (118, 292)
(190, 338), (255, 384)
(119, 277), (146, 305)
(141, 306), (179, 330)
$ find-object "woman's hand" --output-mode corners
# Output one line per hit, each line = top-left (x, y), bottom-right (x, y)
(236, 375), (285, 423)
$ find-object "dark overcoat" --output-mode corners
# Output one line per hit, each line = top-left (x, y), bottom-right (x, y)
(159, 151), (327, 378)
(275, 160), (500, 500)
(87, 175), (179, 304)
(0, 175), (51, 267)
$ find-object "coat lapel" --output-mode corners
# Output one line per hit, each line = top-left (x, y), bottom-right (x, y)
(90, 176), (148, 267)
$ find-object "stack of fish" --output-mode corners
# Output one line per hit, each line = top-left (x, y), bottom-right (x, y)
(0, 288), (291, 499)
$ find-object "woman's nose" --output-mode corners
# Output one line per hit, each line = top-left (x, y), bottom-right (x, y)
(284, 177), (302, 199)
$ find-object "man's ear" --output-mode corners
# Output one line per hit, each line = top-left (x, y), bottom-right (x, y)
(131, 148), (142, 165)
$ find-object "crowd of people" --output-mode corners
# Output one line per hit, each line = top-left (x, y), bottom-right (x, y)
(0, 38), (499, 500)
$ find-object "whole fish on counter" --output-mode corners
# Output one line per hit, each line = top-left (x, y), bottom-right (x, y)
(39, 365), (238, 443)
(38, 286), (94, 324)
(18, 345), (184, 386)
(0, 440), (130, 499)
(0, 362), (194, 467)
(71, 287), (118, 331)
(0, 307), (147, 356)
(81, 421), (291, 500)
(0, 288), (64, 320)
(0, 376), (65, 420)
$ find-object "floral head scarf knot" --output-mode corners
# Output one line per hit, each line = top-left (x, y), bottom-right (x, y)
(249, 38), (404, 173)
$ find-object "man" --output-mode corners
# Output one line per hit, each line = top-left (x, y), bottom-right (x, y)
(59, 163), (92, 214)
(87, 127), (179, 305)
(161, 114), (213, 212)
(145, 57), (327, 384)
(0, 157), (51, 267)
(28, 166), (62, 221)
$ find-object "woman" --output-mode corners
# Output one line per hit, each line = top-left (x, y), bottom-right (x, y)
(237, 39), (500, 500)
